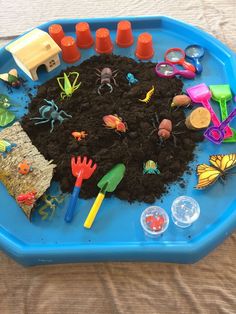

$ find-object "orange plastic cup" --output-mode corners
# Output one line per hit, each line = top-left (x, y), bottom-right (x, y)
(135, 32), (154, 60)
(116, 20), (134, 48)
(95, 28), (113, 54)
(48, 24), (65, 47)
(76, 22), (94, 48)
(61, 36), (81, 63)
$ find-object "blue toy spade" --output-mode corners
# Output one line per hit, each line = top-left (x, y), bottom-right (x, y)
(64, 156), (97, 223)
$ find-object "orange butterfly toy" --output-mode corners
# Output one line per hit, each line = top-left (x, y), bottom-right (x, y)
(195, 153), (236, 189)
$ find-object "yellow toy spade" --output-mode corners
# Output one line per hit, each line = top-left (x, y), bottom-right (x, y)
(84, 163), (126, 229)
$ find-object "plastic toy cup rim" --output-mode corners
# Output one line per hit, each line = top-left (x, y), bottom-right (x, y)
(140, 206), (169, 236)
(185, 44), (205, 59)
(164, 47), (185, 63)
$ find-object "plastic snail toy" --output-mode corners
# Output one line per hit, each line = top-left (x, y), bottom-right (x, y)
(103, 114), (127, 133)
(143, 160), (160, 175)
(126, 73), (138, 85)
(72, 131), (88, 141)
(171, 95), (191, 108)
(0, 139), (17, 158)
(30, 99), (72, 133)
(17, 160), (33, 175)
(139, 85), (155, 103)
(96, 68), (118, 95)
(57, 72), (81, 99)
(17, 191), (37, 206)
(0, 69), (21, 90)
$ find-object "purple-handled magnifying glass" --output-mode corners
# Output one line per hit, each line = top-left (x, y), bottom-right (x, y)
(155, 62), (196, 79)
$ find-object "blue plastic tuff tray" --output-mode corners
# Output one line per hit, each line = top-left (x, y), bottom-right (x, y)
(0, 16), (236, 266)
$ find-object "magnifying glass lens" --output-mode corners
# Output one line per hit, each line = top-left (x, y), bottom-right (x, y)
(185, 45), (204, 58)
(166, 50), (183, 62)
(157, 64), (174, 76)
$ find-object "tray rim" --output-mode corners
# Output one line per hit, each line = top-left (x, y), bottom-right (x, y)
(0, 15), (236, 265)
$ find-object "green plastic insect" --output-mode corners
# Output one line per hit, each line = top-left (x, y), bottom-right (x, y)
(57, 72), (81, 99)
(143, 160), (161, 175)
(38, 193), (66, 220)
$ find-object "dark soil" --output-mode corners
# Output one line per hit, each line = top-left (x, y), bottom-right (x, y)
(21, 54), (203, 203)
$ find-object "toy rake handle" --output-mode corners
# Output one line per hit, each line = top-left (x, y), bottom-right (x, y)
(201, 99), (232, 137)
(84, 192), (105, 229)
(64, 186), (81, 223)
(218, 107), (236, 130)
(201, 99), (220, 126)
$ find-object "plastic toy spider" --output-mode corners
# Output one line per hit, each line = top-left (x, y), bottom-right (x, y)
(30, 99), (72, 133)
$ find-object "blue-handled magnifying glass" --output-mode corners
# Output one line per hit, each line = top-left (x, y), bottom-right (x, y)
(185, 45), (205, 74)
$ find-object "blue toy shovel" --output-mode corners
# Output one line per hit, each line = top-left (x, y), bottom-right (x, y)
(64, 156), (97, 223)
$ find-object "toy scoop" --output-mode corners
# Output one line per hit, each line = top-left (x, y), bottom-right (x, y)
(186, 83), (233, 139)
(84, 163), (126, 229)
(204, 107), (236, 144)
(185, 45), (205, 74)
(65, 156), (97, 223)
(210, 84), (236, 142)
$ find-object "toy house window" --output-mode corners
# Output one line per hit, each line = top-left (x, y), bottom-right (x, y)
(49, 60), (56, 67)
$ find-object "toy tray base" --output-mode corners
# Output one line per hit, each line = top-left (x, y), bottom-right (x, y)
(0, 16), (236, 266)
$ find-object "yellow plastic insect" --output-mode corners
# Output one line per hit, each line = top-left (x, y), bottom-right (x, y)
(195, 153), (236, 189)
(57, 72), (81, 99)
(139, 85), (155, 103)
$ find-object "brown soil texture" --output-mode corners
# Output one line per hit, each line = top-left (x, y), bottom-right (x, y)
(21, 54), (203, 203)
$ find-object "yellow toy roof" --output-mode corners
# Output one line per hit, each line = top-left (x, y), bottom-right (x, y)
(6, 28), (61, 70)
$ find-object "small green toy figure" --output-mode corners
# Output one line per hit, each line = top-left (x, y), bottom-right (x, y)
(143, 160), (160, 175)
(0, 69), (21, 92)
(57, 72), (81, 99)
(0, 139), (17, 158)
(38, 193), (67, 220)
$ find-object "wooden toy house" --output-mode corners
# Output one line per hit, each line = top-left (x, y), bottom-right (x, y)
(5, 28), (61, 81)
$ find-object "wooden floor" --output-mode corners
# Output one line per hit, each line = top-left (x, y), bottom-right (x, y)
(0, 1), (236, 313)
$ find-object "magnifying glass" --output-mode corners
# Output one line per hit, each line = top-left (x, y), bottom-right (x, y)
(165, 48), (196, 72)
(155, 62), (196, 79)
(185, 45), (205, 74)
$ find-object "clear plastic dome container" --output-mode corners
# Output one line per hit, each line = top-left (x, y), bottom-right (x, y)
(140, 206), (169, 237)
(171, 196), (200, 228)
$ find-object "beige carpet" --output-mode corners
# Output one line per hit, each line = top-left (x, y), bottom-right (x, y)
(0, 1), (236, 313)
